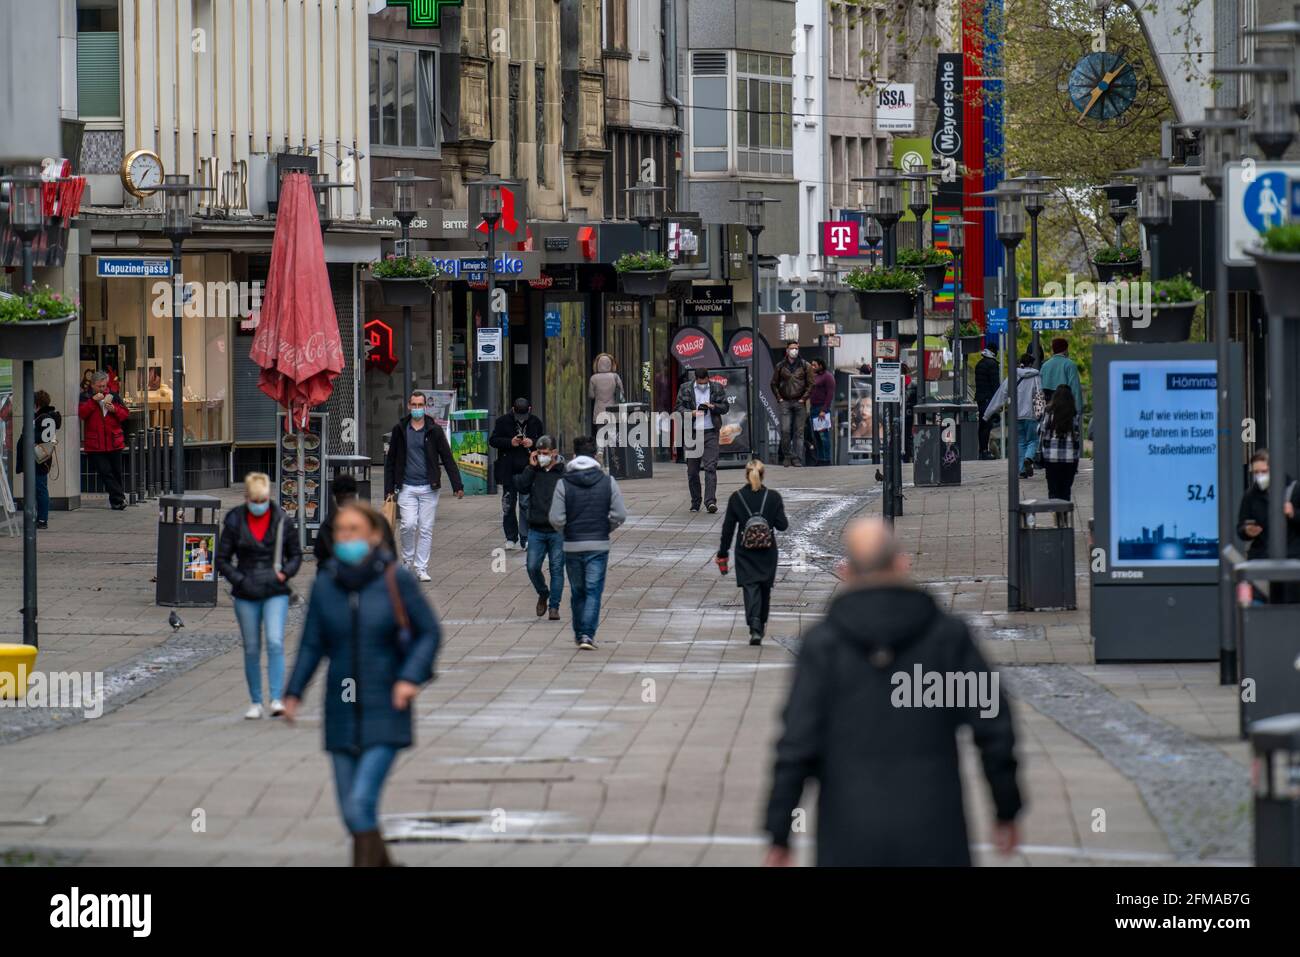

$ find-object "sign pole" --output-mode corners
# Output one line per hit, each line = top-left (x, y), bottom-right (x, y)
(1213, 193), (1236, 685)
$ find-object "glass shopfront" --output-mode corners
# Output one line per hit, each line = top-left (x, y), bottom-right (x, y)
(79, 252), (233, 446)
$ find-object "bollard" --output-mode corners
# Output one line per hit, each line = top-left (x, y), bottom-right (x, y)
(1251, 713), (1300, 866)
(125, 432), (138, 505)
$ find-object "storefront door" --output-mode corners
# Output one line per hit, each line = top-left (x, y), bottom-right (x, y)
(542, 297), (588, 457)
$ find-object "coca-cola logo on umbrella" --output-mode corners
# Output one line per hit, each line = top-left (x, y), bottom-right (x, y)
(730, 336), (753, 360)
(675, 334), (706, 358)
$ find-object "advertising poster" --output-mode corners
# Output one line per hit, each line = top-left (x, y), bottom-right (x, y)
(182, 533), (216, 582)
(1108, 359), (1219, 566)
(849, 375), (874, 455)
(712, 366), (750, 457)
(723, 328), (780, 443)
(450, 429), (489, 495)
(418, 390), (457, 431)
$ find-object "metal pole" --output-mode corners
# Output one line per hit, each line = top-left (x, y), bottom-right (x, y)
(401, 219), (413, 402)
(1213, 195), (1236, 685)
(749, 227), (763, 461)
(487, 223), (499, 425)
(1267, 312), (1287, 563)
(19, 239), (37, 646)
(1029, 212), (1041, 366)
(171, 238), (185, 494)
(639, 221), (653, 406)
(140, 288), (151, 499)
(886, 224), (903, 517)
(1006, 243), (1021, 612)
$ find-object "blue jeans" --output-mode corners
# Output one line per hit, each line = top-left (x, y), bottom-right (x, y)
(233, 594), (289, 704)
(564, 550), (609, 640)
(811, 408), (831, 463)
(35, 471), (49, 523)
(330, 744), (399, 834)
(527, 529), (566, 609)
(1017, 418), (1039, 466)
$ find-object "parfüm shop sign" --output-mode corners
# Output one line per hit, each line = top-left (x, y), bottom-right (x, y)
(876, 83), (916, 133)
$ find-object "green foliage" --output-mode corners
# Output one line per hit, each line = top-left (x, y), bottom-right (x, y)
(369, 255), (442, 280)
(1093, 244), (1142, 264)
(843, 266), (924, 294)
(613, 251), (672, 273)
(1150, 273), (1203, 304)
(0, 286), (77, 323)
(956, 320), (983, 337)
(896, 246), (954, 267)
(1260, 223), (1300, 254)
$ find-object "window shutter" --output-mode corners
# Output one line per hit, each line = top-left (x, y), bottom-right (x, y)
(77, 32), (121, 118)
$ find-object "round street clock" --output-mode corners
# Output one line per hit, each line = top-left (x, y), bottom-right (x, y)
(121, 148), (164, 198)
(1067, 49), (1140, 125)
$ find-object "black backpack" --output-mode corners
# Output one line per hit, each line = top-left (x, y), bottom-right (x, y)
(739, 489), (774, 550)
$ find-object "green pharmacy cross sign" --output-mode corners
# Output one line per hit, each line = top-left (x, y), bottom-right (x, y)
(386, 0), (462, 28)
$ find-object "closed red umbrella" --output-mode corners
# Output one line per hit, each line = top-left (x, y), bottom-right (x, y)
(250, 172), (343, 427)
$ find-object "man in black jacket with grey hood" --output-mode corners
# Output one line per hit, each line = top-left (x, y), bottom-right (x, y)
(764, 517), (1023, 866)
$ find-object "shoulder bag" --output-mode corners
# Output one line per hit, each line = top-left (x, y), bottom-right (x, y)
(383, 564), (413, 655)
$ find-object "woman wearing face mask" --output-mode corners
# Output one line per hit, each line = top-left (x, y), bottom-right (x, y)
(215, 472), (303, 719)
(1237, 449), (1300, 602)
(284, 501), (441, 867)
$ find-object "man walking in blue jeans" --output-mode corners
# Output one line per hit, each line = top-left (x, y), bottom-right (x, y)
(515, 435), (566, 620)
(549, 435), (627, 650)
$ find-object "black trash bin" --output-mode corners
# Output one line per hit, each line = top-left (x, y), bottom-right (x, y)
(327, 454), (374, 507)
(912, 402), (962, 487)
(1017, 499), (1076, 610)
(1235, 560), (1300, 731)
(607, 402), (653, 480)
(959, 402), (980, 462)
(1250, 713), (1300, 866)
(156, 493), (223, 607)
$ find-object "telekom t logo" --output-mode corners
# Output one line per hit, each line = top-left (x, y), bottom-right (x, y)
(823, 220), (859, 256)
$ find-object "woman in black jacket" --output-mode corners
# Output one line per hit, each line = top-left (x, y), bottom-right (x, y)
(16, 389), (62, 529)
(717, 459), (789, 646)
(215, 471), (303, 720)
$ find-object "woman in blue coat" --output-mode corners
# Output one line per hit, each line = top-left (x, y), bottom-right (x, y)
(284, 501), (441, 866)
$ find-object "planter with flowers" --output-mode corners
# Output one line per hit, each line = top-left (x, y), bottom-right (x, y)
(1092, 243), (1143, 283)
(896, 246), (954, 292)
(368, 254), (443, 306)
(614, 251), (673, 296)
(0, 287), (78, 360)
(944, 318), (985, 356)
(1117, 273), (1203, 343)
(1249, 224), (1300, 319)
(846, 266), (924, 325)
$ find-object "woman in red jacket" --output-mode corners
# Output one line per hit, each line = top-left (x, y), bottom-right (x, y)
(78, 370), (129, 510)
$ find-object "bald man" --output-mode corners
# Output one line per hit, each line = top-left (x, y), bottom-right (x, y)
(763, 517), (1023, 866)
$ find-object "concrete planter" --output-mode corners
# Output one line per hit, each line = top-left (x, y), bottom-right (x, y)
(376, 278), (433, 307)
(1119, 300), (1199, 343)
(618, 269), (672, 297)
(0, 314), (76, 361)
(1249, 247), (1300, 319)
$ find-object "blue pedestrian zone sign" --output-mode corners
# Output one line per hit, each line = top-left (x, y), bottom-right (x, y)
(985, 307), (1008, 334)
(1224, 161), (1300, 265)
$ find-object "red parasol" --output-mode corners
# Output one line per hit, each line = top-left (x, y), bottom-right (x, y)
(250, 172), (343, 428)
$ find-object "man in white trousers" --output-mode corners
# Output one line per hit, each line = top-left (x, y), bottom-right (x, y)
(382, 391), (464, 581)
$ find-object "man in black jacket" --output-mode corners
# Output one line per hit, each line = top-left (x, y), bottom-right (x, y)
(515, 435), (566, 620)
(490, 397), (545, 550)
(770, 340), (812, 467)
(383, 391), (464, 582)
(973, 342), (1000, 459)
(764, 517), (1022, 866)
(674, 367), (730, 512)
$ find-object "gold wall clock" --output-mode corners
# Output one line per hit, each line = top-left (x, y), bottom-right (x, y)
(121, 148), (164, 198)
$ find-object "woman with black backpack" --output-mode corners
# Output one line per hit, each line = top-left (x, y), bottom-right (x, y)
(717, 459), (789, 646)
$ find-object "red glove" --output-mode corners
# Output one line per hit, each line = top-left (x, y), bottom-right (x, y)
(715, 554), (729, 576)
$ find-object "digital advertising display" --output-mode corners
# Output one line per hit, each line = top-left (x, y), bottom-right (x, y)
(1107, 358), (1219, 567)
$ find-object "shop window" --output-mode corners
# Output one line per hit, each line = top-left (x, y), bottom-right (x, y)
(76, 1), (121, 119)
(369, 43), (439, 154)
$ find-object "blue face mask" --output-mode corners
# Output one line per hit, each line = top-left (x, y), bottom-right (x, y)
(410, 407), (425, 420)
(334, 539), (371, 566)
(247, 500), (270, 517)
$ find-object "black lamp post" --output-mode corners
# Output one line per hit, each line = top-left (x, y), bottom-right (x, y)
(977, 180), (1028, 611)
(905, 172), (934, 405)
(628, 182), (666, 405)
(1117, 158), (1174, 279)
(310, 172), (352, 235)
(863, 210), (884, 268)
(1013, 171), (1057, 365)
(1173, 103), (1249, 686)
(2, 164), (45, 647)
(729, 191), (778, 461)
(154, 174), (214, 495)
(374, 169), (433, 402)
(473, 175), (504, 430)
(946, 218), (978, 400)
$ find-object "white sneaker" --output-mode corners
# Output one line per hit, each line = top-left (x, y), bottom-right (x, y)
(269, 700), (286, 717)
(504, 541), (518, 551)
(417, 570), (432, 582)
(244, 704), (264, 720)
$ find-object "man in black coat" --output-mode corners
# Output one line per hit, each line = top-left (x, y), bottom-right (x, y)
(973, 342), (1000, 459)
(515, 435), (566, 620)
(764, 517), (1023, 866)
(489, 397), (545, 550)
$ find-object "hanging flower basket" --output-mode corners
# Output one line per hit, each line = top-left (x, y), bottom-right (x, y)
(1092, 258), (1143, 283)
(1248, 247), (1300, 319)
(619, 270), (673, 297)
(1119, 301), (1199, 343)
(910, 262), (949, 292)
(0, 289), (77, 361)
(376, 278), (434, 307)
(855, 289), (917, 325)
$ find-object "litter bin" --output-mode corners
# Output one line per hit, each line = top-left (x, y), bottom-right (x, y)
(327, 454), (373, 507)
(156, 493), (222, 608)
(1017, 499), (1076, 610)
(607, 402), (653, 480)
(1235, 560), (1300, 731)
(1250, 713), (1300, 866)
(959, 402), (980, 462)
(449, 409), (491, 495)
(912, 402), (961, 487)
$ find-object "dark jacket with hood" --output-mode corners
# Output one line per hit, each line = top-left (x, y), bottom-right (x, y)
(216, 502), (304, 601)
(1237, 475), (1300, 560)
(771, 356), (813, 402)
(286, 550), (440, 754)
(515, 454), (565, 531)
(718, 485), (789, 585)
(765, 586), (1022, 866)
(489, 411), (545, 484)
(974, 350), (1000, 413)
(549, 455), (628, 552)
(16, 405), (62, 476)
(383, 416), (463, 497)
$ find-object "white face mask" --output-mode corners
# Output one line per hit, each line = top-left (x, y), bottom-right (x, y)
(787, 348), (799, 359)
(1256, 472), (1270, 490)
(538, 454), (553, 467)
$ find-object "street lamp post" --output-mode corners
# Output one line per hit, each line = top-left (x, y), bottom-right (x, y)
(947, 218), (976, 400)
(861, 206), (884, 464)
(1102, 177), (1137, 249)
(1014, 171), (1057, 365)
(906, 173), (932, 406)
(977, 180), (1028, 610)
(373, 169), (433, 402)
(154, 175), (213, 495)
(3, 165), (45, 646)
(1122, 158), (1174, 279)
(730, 191), (777, 462)
(628, 182), (666, 406)
(479, 178), (503, 432)
(1173, 104), (1248, 685)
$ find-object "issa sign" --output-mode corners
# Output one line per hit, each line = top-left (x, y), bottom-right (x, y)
(876, 83), (916, 133)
